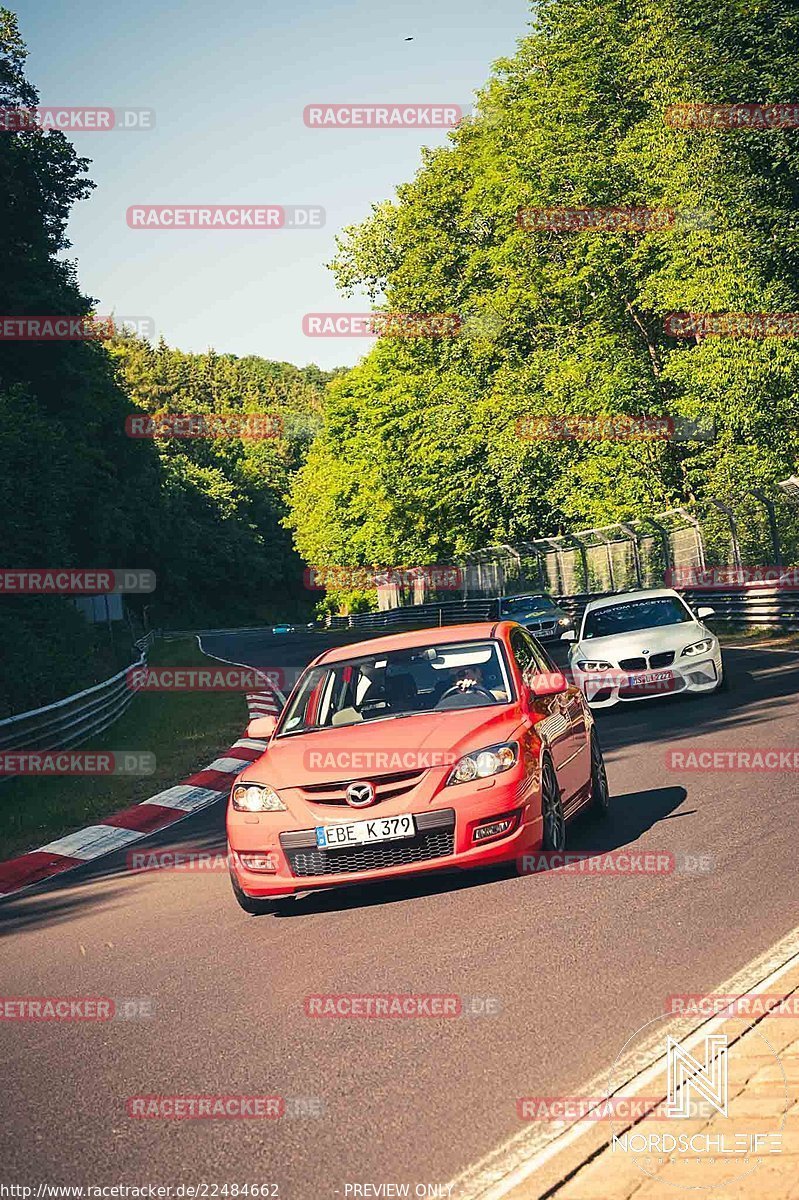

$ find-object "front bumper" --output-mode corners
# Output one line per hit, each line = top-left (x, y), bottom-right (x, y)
(575, 650), (723, 709)
(227, 772), (544, 899)
(523, 621), (570, 642)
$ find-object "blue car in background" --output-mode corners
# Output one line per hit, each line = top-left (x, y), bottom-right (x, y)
(498, 593), (574, 641)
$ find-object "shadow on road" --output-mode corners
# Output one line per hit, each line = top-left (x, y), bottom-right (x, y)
(261, 784), (686, 919)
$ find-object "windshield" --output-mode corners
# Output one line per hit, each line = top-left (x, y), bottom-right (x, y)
(582, 596), (693, 639)
(279, 639), (514, 734)
(502, 595), (557, 613)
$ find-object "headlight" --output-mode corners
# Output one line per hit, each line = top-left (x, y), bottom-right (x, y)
(231, 782), (286, 812)
(558, 617), (572, 626)
(447, 742), (517, 785)
(576, 659), (613, 671)
(680, 638), (714, 657)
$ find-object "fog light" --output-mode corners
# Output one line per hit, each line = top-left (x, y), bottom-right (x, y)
(472, 814), (518, 843)
(237, 852), (278, 872)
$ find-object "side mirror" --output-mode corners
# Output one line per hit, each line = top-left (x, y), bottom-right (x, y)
(247, 714), (277, 739)
(527, 671), (568, 699)
(696, 606), (715, 619)
(560, 629), (576, 642)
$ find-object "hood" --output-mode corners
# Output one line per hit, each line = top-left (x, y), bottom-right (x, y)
(504, 604), (558, 619)
(572, 620), (707, 662)
(242, 705), (523, 789)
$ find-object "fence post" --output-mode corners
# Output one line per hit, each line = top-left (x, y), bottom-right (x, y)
(750, 489), (781, 566)
(709, 499), (742, 569)
(592, 529), (616, 591)
(648, 515), (672, 580)
(676, 507), (707, 572)
(619, 523), (643, 587)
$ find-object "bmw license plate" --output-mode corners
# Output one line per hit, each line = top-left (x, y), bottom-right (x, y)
(627, 670), (674, 691)
(316, 813), (416, 849)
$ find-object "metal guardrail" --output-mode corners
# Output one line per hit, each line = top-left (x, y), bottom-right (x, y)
(0, 632), (155, 771)
(329, 597), (503, 632)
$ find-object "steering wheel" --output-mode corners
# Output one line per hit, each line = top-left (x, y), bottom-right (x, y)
(438, 684), (495, 702)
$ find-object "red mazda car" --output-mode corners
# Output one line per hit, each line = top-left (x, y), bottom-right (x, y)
(226, 621), (610, 913)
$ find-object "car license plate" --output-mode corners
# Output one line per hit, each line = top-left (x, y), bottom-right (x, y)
(627, 670), (674, 689)
(316, 813), (416, 849)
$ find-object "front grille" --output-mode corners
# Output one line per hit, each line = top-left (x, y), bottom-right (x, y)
(280, 809), (455, 877)
(618, 656), (647, 671)
(527, 621), (557, 636)
(295, 768), (427, 806)
(649, 651), (675, 668)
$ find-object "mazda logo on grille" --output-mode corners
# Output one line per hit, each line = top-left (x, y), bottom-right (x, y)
(345, 781), (376, 808)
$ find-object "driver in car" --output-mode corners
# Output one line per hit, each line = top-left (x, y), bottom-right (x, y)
(452, 665), (507, 702)
(454, 665), (485, 691)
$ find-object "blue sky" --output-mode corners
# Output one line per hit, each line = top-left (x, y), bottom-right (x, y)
(21, 0), (531, 369)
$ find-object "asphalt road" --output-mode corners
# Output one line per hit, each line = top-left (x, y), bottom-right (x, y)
(1, 629), (798, 1197)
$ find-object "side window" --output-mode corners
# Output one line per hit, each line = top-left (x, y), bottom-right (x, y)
(509, 628), (534, 675)
(522, 630), (555, 675)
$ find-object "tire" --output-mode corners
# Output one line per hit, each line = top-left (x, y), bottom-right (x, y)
(540, 756), (567, 852)
(589, 728), (611, 815)
(229, 868), (285, 916)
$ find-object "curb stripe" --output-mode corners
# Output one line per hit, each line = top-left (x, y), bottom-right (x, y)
(37, 824), (147, 860)
(0, 670), (275, 898)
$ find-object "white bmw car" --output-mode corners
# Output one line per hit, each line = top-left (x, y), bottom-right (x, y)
(562, 588), (724, 709)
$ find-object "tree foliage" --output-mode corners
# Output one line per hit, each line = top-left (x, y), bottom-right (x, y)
(289, 0), (799, 566)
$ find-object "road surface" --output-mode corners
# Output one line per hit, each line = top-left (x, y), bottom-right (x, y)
(1, 630), (797, 1197)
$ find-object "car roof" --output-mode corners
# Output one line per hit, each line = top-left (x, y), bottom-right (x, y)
(317, 621), (511, 664)
(584, 588), (681, 612)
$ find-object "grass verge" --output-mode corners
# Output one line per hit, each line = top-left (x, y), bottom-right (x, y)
(0, 637), (248, 860)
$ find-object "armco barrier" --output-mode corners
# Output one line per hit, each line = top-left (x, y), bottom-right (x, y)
(329, 597), (502, 632)
(0, 631), (155, 777)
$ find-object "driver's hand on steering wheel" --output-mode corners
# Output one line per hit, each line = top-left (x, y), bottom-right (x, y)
(455, 677), (476, 691)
